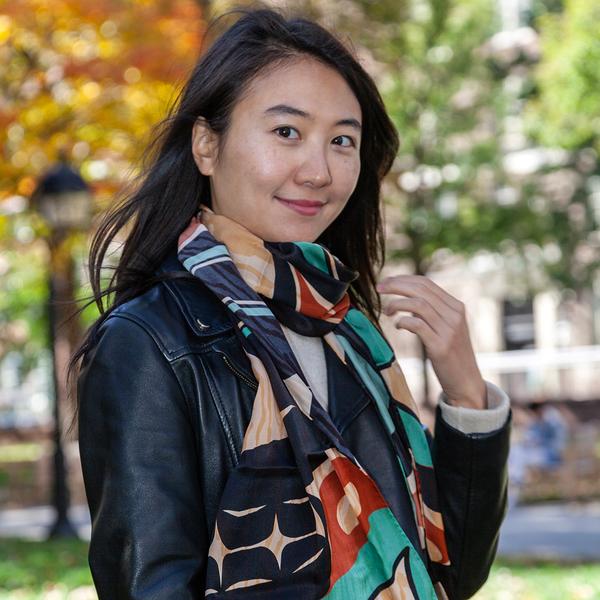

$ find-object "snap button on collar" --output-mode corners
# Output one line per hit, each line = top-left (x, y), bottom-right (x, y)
(196, 318), (210, 330)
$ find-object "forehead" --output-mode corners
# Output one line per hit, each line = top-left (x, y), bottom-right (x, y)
(233, 57), (362, 123)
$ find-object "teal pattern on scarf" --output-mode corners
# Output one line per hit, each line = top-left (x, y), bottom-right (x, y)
(177, 208), (449, 598)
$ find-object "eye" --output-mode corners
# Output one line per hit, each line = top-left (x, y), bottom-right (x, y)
(332, 135), (355, 148)
(274, 126), (300, 139)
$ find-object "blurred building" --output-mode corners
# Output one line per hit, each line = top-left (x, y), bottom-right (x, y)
(381, 254), (600, 405)
(381, 254), (600, 409)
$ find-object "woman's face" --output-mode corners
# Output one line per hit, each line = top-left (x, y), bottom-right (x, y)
(192, 57), (362, 243)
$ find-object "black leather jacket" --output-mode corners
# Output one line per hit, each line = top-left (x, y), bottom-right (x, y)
(78, 251), (510, 600)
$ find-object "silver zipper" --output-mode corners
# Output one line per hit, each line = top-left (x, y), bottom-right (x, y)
(221, 354), (258, 390)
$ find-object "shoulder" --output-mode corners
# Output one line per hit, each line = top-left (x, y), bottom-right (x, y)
(78, 275), (238, 416)
(96, 252), (234, 362)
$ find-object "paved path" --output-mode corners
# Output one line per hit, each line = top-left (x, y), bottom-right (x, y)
(0, 504), (91, 541)
(497, 501), (600, 562)
(1, 501), (599, 562)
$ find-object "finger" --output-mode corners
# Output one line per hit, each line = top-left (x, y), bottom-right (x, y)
(380, 276), (466, 329)
(380, 285), (452, 328)
(378, 275), (463, 314)
(383, 280), (460, 330)
(383, 297), (452, 338)
(395, 315), (439, 349)
(380, 275), (460, 311)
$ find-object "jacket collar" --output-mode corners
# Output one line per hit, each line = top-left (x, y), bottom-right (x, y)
(157, 249), (370, 430)
(156, 249), (233, 338)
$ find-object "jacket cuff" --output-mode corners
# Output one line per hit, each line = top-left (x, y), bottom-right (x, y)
(438, 381), (510, 435)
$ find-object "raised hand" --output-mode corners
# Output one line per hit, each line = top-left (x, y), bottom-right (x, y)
(377, 275), (486, 409)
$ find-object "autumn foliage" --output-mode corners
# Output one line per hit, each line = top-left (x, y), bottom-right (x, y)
(0, 0), (205, 365)
(0, 0), (205, 205)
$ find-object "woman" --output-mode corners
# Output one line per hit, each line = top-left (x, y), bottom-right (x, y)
(73, 8), (510, 600)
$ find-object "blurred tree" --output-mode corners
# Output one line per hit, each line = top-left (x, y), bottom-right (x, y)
(324, 0), (552, 274)
(517, 0), (600, 294)
(303, 0), (586, 399)
(0, 0), (205, 371)
(306, 0), (598, 302)
(528, 0), (600, 154)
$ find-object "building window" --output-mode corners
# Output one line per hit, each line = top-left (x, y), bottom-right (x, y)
(502, 298), (535, 351)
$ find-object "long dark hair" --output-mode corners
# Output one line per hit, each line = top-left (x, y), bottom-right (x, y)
(67, 7), (399, 418)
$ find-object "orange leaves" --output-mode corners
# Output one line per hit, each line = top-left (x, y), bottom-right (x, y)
(0, 0), (205, 203)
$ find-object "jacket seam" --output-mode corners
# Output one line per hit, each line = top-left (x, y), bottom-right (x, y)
(167, 355), (205, 480)
(198, 358), (240, 468)
(108, 312), (241, 467)
(103, 313), (194, 424)
(337, 399), (371, 436)
(102, 312), (233, 471)
(107, 313), (173, 360)
(457, 435), (474, 598)
(163, 356), (211, 535)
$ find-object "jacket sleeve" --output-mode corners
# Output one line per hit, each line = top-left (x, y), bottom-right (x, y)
(77, 315), (208, 600)
(430, 405), (511, 599)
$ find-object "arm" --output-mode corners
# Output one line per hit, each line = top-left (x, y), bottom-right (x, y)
(77, 315), (208, 600)
(439, 381), (511, 435)
(430, 398), (511, 599)
(431, 382), (511, 598)
(376, 276), (512, 598)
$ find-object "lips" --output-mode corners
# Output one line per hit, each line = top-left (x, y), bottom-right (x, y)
(275, 197), (325, 216)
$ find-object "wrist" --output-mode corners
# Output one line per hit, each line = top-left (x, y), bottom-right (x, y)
(444, 380), (487, 410)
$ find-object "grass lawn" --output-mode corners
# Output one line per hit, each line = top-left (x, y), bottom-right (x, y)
(0, 538), (599, 599)
(0, 538), (93, 599)
(474, 562), (600, 600)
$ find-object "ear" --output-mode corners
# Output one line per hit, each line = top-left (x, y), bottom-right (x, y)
(191, 117), (219, 176)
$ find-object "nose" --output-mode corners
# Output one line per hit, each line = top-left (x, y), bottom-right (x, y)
(294, 144), (332, 188)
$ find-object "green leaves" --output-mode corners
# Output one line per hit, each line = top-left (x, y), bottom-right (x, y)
(528, 0), (600, 152)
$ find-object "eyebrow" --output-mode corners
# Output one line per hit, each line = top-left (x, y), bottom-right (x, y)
(263, 104), (362, 131)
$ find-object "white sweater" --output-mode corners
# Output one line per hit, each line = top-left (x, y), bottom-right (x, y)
(281, 325), (510, 435)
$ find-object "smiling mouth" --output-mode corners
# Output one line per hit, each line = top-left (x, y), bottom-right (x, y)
(275, 197), (325, 216)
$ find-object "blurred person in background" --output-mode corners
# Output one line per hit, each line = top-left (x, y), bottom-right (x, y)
(508, 401), (569, 506)
(70, 8), (511, 599)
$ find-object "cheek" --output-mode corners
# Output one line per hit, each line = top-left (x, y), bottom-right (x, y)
(335, 155), (361, 198)
(228, 139), (288, 190)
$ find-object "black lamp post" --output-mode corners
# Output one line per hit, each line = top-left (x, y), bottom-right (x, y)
(32, 159), (92, 538)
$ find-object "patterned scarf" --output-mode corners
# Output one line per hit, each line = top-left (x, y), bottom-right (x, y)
(177, 207), (450, 599)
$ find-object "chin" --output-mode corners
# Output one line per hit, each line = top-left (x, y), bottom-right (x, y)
(263, 228), (321, 244)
